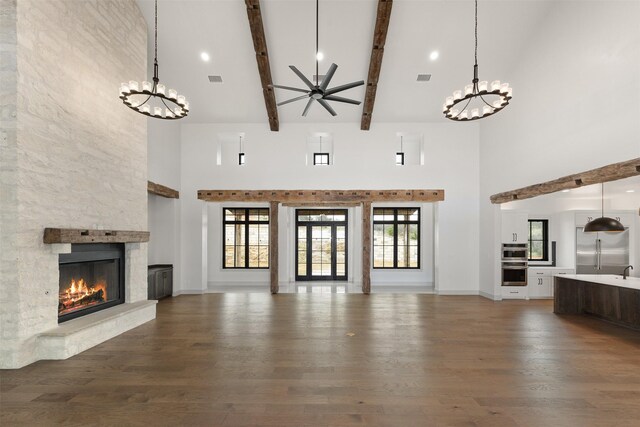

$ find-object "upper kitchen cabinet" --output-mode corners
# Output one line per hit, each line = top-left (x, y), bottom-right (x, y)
(502, 212), (529, 244)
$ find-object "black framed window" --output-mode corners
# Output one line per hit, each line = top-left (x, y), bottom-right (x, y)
(223, 208), (269, 268)
(373, 208), (420, 269)
(528, 219), (548, 261)
(313, 153), (330, 165)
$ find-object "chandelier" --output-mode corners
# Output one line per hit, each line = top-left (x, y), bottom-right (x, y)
(443, 0), (512, 121)
(119, 0), (188, 120)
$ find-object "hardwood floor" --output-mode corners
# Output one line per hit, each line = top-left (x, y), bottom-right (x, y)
(3, 294), (640, 426)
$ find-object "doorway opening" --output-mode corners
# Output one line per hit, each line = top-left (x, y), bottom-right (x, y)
(295, 209), (348, 281)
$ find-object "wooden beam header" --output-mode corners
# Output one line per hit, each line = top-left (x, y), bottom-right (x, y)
(147, 181), (179, 199)
(245, 0), (279, 131)
(490, 157), (640, 204)
(197, 189), (444, 203)
(361, 0), (393, 130)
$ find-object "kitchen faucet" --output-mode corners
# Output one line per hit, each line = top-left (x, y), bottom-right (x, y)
(623, 265), (633, 280)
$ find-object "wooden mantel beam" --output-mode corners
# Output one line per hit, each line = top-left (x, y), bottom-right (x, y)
(490, 157), (640, 204)
(197, 189), (444, 203)
(361, 0), (393, 131)
(245, 0), (279, 131)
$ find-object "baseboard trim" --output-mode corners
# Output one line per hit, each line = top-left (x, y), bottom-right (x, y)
(436, 290), (480, 296)
(479, 291), (499, 300)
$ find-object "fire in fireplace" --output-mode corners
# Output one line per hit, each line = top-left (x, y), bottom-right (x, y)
(58, 243), (125, 322)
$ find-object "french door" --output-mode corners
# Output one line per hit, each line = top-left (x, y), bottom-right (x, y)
(295, 210), (347, 281)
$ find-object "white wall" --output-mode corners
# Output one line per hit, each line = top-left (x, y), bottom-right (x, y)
(479, 0), (640, 297)
(147, 118), (181, 288)
(179, 122), (480, 294)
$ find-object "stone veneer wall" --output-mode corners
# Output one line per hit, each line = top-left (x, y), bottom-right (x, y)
(0, 0), (149, 368)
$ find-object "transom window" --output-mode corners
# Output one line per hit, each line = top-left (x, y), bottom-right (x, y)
(528, 219), (548, 261)
(313, 153), (330, 165)
(223, 208), (269, 268)
(373, 208), (420, 269)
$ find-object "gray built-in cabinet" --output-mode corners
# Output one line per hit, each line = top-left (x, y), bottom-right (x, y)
(148, 264), (173, 300)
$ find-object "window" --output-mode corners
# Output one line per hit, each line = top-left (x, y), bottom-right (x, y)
(373, 208), (420, 268)
(223, 208), (269, 268)
(313, 153), (330, 165)
(528, 219), (548, 261)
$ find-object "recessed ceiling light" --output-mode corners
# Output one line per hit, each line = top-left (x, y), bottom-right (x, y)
(561, 189), (570, 193)
(429, 50), (439, 61)
(316, 51), (324, 61)
(200, 52), (210, 62)
(627, 189), (635, 193)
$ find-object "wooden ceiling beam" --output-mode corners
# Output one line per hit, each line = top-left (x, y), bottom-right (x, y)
(490, 157), (640, 204)
(361, 0), (393, 131)
(245, 0), (279, 131)
(147, 181), (179, 199)
(197, 189), (444, 203)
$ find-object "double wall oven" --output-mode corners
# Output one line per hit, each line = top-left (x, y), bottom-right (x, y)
(501, 244), (528, 286)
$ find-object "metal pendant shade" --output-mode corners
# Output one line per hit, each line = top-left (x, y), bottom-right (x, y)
(584, 216), (625, 233)
(584, 183), (625, 233)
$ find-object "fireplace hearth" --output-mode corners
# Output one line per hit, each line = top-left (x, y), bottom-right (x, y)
(58, 243), (125, 323)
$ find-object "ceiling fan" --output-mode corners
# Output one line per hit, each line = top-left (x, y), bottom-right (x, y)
(270, 0), (364, 117)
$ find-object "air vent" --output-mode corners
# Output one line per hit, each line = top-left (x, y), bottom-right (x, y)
(416, 74), (431, 82)
(208, 75), (223, 83)
(313, 74), (326, 84)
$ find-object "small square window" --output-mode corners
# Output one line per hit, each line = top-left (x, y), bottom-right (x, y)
(238, 153), (245, 165)
(396, 152), (405, 166)
(313, 153), (330, 166)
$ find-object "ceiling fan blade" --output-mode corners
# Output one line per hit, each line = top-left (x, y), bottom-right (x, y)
(277, 94), (309, 106)
(289, 66), (315, 90)
(302, 98), (314, 116)
(319, 63), (338, 91)
(323, 95), (361, 105)
(270, 84), (309, 94)
(324, 80), (365, 96)
(317, 99), (337, 116)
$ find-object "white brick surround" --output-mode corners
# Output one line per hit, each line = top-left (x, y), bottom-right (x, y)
(0, 0), (152, 369)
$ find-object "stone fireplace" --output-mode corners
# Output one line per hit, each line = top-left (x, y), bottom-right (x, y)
(0, 0), (153, 369)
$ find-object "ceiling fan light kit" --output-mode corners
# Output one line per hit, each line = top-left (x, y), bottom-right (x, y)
(270, 0), (364, 117)
(120, 0), (189, 120)
(443, 0), (512, 122)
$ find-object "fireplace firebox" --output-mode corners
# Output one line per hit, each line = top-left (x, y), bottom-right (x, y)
(58, 243), (125, 323)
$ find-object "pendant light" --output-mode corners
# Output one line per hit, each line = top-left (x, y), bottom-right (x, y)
(584, 183), (625, 232)
(238, 135), (245, 165)
(119, 0), (189, 119)
(396, 136), (405, 166)
(443, 0), (512, 121)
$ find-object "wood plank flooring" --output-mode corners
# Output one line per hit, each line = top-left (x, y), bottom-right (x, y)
(2, 294), (640, 426)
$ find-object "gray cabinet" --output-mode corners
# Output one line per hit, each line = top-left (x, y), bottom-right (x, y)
(148, 264), (173, 300)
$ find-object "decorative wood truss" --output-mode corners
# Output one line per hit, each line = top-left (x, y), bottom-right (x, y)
(198, 189), (444, 294)
(361, 0), (393, 130)
(147, 181), (179, 199)
(245, 0), (279, 131)
(490, 158), (640, 204)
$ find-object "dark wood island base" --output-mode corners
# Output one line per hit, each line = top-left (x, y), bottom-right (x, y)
(555, 276), (640, 330)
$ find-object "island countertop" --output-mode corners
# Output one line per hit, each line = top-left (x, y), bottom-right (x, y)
(557, 274), (640, 290)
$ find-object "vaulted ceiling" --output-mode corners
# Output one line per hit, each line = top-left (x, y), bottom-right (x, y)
(136, 0), (553, 125)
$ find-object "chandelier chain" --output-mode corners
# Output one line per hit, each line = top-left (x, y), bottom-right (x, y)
(153, 0), (159, 81)
(474, 0), (478, 67)
(316, 0), (319, 82)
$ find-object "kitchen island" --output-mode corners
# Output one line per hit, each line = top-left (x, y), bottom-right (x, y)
(554, 274), (640, 330)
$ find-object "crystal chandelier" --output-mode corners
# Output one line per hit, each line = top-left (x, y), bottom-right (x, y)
(443, 0), (512, 121)
(119, 0), (189, 120)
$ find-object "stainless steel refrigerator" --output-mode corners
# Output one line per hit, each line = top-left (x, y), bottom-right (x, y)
(576, 227), (629, 275)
